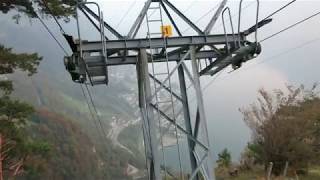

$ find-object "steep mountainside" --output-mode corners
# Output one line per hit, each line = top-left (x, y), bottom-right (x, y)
(9, 69), (146, 179)
(1, 13), (147, 179)
(23, 108), (137, 180)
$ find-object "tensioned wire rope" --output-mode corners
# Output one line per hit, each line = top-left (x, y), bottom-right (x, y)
(38, 0), (110, 145)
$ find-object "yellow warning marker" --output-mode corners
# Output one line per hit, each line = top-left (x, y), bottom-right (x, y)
(161, 25), (173, 37)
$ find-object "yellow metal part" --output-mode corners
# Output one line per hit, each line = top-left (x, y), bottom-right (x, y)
(161, 25), (173, 37)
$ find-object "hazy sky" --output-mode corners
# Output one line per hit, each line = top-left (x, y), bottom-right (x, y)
(1, 0), (320, 160)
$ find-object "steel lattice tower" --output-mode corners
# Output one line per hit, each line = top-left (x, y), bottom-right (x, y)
(63, 0), (264, 179)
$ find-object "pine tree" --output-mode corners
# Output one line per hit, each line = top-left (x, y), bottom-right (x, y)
(0, 44), (50, 179)
(0, 0), (77, 22)
(217, 148), (232, 168)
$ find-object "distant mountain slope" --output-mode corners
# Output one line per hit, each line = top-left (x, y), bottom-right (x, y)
(1, 13), (146, 179)
(23, 108), (142, 180)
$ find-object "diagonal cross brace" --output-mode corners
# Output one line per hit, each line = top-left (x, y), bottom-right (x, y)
(127, 0), (152, 38)
(150, 104), (208, 150)
(81, 4), (124, 39)
(149, 74), (183, 102)
(162, 0), (203, 35)
(204, 0), (228, 35)
(149, 50), (191, 101)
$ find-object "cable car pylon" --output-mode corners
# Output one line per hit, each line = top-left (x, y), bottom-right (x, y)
(62, 0), (269, 179)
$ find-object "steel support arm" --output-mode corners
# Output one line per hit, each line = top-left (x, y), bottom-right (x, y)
(85, 50), (219, 66)
(79, 6), (108, 40)
(127, 0), (152, 38)
(190, 46), (215, 180)
(177, 64), (199, 179)
(162, 0), (203, 35)
(81, 5), (124, 39)
(204, 0), (228, 35)
(78, 34), (245, 52)
(206, 42), (261, 76)
(138, 49), (161, 180)
(160, 1), (182, 36)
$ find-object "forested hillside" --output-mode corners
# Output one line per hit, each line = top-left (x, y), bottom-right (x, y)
(0, 1), (146, 179)
(1, 42), (145, 180)
(22, 108), (137, 180)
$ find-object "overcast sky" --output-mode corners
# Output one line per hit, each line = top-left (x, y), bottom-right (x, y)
(1, 0), (320, 160)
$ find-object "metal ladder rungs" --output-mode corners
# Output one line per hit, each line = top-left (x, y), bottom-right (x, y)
(148, 7), (160, 10)
(147, 2), (175, 121)
(148, 32), (162, 35)
(154, 72), (169, 76)
(148, 19), (162, 22)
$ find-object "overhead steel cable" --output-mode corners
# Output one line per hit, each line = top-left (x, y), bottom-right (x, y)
(33, 1), (109, 155)
(203, 32), (320, 93)
(182, 0), (255, 34)
(182, 8), (320, 125)
(38, 0), (109, 144)
(260, 10), (320, 43)
(141, 0), (197, 28)
(172, 36), (320, 121)
(84, 84), (108, 138)
(41, 0), (66, 34)
(80, 84), (101, 131)
(183, 0), (197, 14)
(32, 2), (97, 123)
(261, 0), (296, 21)
(33, 10), (69, 55)
(115, 0), (137, 28)
(73, 4), (110, 140)
(200, 1), (300, 91)
(202, 68), (225, 91)
(204, 37), (320, 90)
(247, 37), (320, 71)
(211, 1), (255, 32)
(182, 1), (221, 34)
(179, 8), (320, 108)
(201, 6), (320, 92)
(80, 84), (110, 151)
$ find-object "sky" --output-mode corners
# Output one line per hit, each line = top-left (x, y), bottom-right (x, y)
(1, 0), (320, 161)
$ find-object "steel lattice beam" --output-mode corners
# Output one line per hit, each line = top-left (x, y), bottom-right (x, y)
(84, 50), (218, 66)
(77, 34), (245, 52)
